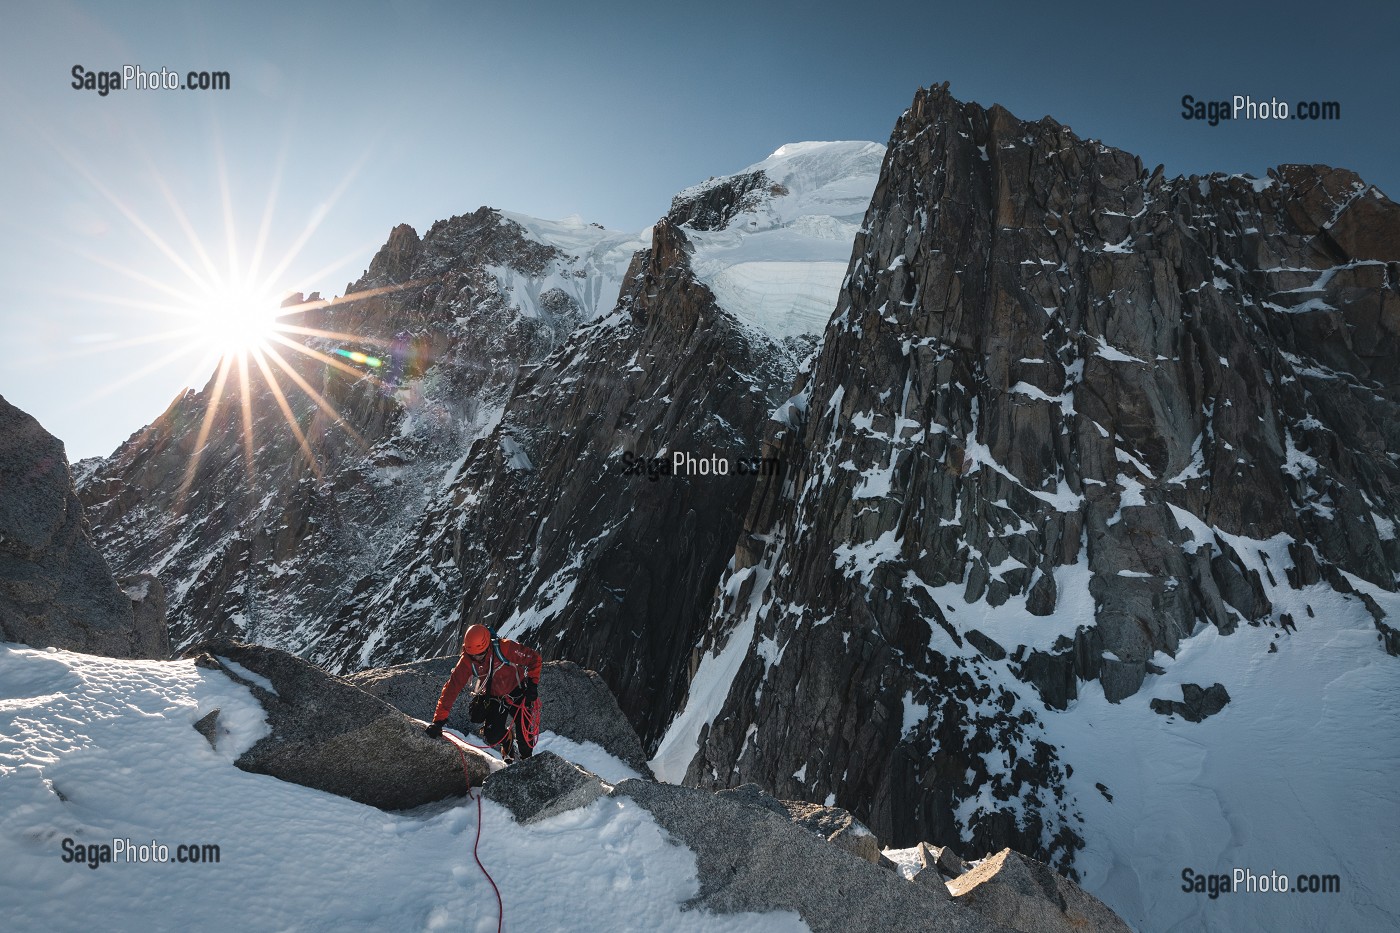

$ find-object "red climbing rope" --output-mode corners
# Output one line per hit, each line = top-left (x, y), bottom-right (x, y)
(508, 697), (541, 749)
(439, 730), (504, 933)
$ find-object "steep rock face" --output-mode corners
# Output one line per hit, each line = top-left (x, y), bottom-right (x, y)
(78, 210), (639, 654)
(663, 85), (1400, 867)
(312, 218), (800, 747)
(0, 396), (163, 657)
(76, 143), (876, 691)
(303, 145), (881, 751)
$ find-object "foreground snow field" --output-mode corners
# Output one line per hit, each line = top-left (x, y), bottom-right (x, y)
(0, 645), (805, 933)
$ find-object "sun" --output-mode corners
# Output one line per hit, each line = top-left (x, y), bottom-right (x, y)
(197, 284), (284, 358)
(167, 275), (398, 492)
(42, 137), (410, 492)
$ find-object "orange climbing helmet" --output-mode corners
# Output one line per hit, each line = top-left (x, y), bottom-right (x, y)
(463, 624), (491, 657)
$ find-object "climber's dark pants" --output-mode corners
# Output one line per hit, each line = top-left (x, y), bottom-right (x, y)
(469, 688), (537, 759)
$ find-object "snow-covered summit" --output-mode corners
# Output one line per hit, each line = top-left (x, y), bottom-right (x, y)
(674, 141), (885, 339)
(673, 140), (884, 230)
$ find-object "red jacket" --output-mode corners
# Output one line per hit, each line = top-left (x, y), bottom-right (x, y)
(433, 632), (542, 722)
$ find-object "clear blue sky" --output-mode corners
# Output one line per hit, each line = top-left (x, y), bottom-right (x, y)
(2, 0), (1394, 459)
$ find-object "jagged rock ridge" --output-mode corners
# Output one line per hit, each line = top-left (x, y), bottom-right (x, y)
(76, 146), (874, 670)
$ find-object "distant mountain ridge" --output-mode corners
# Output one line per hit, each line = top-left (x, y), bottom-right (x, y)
(306, 143), (886, 745)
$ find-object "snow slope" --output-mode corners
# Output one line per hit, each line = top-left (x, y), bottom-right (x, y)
(681, 141), (884, 339)
(0, 645), (806, 933)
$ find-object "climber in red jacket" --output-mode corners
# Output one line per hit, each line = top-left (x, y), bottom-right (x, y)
(425, 624), (543, 761)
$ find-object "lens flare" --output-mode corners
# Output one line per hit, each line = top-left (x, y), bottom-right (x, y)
(334, 348), (382, 368)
